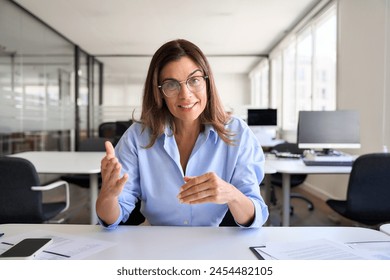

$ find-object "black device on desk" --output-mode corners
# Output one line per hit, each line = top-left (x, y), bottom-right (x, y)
(0, 238), (52, 259)
(269, 142), (304, 159)
(272, 151), (302, 159)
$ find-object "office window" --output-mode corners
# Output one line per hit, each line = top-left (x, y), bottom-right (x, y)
(265, 4), (337, 133)
(312, 10), (336, 110)
(249, 59), (269, 107)
(296, 28), (313, 112)
(271, 54), (282, 122)
(282, 42), (297, 130)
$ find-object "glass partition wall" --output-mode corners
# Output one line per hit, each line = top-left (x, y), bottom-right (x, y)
(0, 0), (102, 155)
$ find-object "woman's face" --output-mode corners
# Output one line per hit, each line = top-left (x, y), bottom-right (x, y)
(159, 56), (207, 125)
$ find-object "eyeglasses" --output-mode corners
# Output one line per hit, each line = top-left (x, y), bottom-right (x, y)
(158, 75), (208, 98)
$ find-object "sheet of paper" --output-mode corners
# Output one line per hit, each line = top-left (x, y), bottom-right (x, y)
(257, 239), (371, 260)
(345, 241), (390, 260)
(0, 230), (116, 260)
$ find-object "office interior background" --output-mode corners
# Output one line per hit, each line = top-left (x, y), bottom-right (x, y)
(0, 0), (389, 208)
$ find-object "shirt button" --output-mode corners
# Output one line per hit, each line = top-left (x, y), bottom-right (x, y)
(183, 220), (189, 225)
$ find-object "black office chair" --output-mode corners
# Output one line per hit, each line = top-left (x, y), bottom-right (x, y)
(119, 199), (145, 226)
(78, 137), (108, 151)
(98, 121), (132, 145)
(0, 157), (70, 224)
(270, 142), (314, 215)
(219, 209), (237, 227)
(115, 120), (132, 137)
(98, 122), (116, 141)
(326, 153), (390, 227)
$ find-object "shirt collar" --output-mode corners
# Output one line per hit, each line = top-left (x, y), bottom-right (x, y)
(162, 123), (218, 144)
(204, 124), (218, 144)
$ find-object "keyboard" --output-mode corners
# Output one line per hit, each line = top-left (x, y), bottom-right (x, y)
(303, 159), (354, 166)
(302, 155), (355, 166)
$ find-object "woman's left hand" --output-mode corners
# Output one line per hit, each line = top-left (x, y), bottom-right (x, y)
(177, 172), (236, 204)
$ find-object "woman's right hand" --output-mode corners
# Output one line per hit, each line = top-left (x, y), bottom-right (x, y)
(100, 141), (128, 199)
(96, 141), (128, 225)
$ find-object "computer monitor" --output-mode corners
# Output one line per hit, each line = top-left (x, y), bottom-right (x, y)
(247, 109), (277, 126)
(247, 109), (278, 146)
(297, 110), (361, 153)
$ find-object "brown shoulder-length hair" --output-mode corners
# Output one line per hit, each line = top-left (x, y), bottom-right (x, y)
(139, 39), (234, 148)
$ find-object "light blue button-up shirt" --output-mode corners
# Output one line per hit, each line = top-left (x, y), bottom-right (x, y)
(102, 116), (269, 228)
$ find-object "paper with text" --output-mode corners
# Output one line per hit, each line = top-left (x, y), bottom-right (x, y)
(255, 239), (371, 260)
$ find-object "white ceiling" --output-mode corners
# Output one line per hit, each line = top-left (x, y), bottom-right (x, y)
(13, 0), (321, 83)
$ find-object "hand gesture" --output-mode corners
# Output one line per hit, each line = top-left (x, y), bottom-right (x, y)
(100, 141), (128, 199)
(177, 172), (255, 226)
(177, 172), (236, 205)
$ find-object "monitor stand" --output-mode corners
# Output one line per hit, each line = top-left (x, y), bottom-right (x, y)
(315, 149), (344, 157)
(303, 149), (355, 163)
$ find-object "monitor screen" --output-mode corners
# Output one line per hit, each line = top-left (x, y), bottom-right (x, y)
(247, 109), (277, 126)
(297, 110), (361, 150)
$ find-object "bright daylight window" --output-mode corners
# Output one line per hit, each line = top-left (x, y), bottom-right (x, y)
(250, 4), (337, 133)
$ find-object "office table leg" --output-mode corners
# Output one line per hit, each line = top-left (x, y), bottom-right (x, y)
(263, 174), (271, 206)
(262, 174), (272, 226)
(89, 174), (98, 225)
(282, 174), (291, 226)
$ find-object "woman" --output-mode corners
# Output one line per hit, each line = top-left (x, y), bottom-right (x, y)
(96, 39), (268, 228)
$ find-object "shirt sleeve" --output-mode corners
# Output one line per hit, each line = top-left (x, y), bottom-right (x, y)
(229, 119), (269, 228)
(97, 124), (143, 229)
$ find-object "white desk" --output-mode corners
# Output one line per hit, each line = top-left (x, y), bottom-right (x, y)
(9, 151), (105, 225)
(265, 158), (352, 227)
(0, 224), (389, 260)
(9, 151), (275, 226)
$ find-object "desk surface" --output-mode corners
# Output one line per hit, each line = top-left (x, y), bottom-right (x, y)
(265, 157), (352, 174)
(1, 224), (389, 260)
(9, 151), (105, 174)
(11, 151), (276, 175)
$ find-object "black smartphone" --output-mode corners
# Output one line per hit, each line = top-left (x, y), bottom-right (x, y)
(0, 238), (53, 259)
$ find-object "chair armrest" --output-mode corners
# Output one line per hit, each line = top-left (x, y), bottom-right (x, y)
(31, 180), (70, 213)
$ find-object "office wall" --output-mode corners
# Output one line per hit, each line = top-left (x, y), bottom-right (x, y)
(102, 72), (250, 117)
(104, 83), (143, 106)
(214, 73), (251, 116)
(304, 0), (390, 200)
(385, 0), (390, 153)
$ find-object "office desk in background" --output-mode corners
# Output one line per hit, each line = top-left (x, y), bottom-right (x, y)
(265, 157), (352, 227)
(9, 151), (105, 225)
(9, 151), (276, 226)
(0, 224), (389, 260)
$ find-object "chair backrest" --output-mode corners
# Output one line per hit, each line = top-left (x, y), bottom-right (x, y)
(345, 153), (390, 222)
(78, 137), (107, 151)
(98, 122), (116, 139)
(115, 120), (132, 137)
(0, 157), (45, 223)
